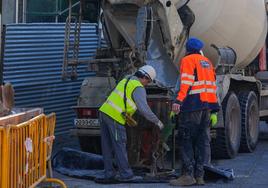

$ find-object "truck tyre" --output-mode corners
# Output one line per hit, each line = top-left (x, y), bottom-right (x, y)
(78, 136), (101, 154)
(238, 91), (259, 152)
(212, 92), (241, 159)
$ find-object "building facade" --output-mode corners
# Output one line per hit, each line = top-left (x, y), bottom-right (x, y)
(1, 0), (99, 24)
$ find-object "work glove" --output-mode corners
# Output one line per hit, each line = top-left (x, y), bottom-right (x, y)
(210, 113), (218, 128)
(169, 111), (177, 123)
(157, 120), (164, 130)
(169, 111), (175, 119)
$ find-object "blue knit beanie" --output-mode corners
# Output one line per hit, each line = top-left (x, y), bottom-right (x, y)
(186, 37), (204, 52)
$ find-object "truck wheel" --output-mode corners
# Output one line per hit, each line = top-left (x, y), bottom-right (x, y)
(212, 92), (241, 159)
(78, 136), (101, 154)
(238, 91), (259, 152)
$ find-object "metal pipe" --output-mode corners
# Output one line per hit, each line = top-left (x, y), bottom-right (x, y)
(0, 25), (6, 85)
(55, 0), (59, 23)
(68, 0), (72, 19)
(22, 0), (27, 22)
(59, 1), (80, 16)
(15, 0), (19, 23)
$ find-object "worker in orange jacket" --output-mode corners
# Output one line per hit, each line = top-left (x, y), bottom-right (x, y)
(170, 37), (219, 186)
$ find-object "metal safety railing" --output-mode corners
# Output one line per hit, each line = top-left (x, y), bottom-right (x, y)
(0, 114), (66, 188)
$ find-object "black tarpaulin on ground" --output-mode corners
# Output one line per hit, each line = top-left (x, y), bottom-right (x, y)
(53, 147), (104, 180)
(53, 147), (234, 183)
(204, 165), (234, 180)
(53, 148), (176, 183)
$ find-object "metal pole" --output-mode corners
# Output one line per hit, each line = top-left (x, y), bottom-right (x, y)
(55, 0), (59, 23)
(15, 0), (19, 23)
(68, 0), (72, 20)
(58, 1), (80, 16)
(23, 0), (27, 22)
(0, 25), (6, 85)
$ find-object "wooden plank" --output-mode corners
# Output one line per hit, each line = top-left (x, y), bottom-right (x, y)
(0, 108), (43, 126)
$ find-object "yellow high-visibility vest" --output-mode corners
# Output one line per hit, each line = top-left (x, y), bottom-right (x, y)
(99, 77), (143, 125)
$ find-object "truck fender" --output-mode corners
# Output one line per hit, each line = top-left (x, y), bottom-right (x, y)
(217, 74), (260, 103)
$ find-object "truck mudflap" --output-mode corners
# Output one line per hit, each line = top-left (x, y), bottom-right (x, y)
(53, 147), (234, 183)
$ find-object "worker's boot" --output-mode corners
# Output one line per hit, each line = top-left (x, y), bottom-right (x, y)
(196, 177), (205, 185)
(169, 175), (196, 186)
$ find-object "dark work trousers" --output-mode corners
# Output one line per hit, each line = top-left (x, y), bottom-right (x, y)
(99, 112), (133, 179)
(178, 109), (210, 178)
(204, 126), (211, 166)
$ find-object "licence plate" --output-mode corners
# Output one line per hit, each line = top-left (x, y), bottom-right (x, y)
(74, 118), (100, 128)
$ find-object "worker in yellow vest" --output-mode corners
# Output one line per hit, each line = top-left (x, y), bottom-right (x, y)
(98, 65), (164, 183)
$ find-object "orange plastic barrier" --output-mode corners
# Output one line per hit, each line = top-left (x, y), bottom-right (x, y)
(0, 114), (66, 188)
(45, 113), (56, 178)
(0, 127), (7, 188)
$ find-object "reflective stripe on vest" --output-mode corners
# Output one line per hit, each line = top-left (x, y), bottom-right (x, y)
(192, 80), (216, 86)
(99, 78), (143, 125)
(181, 80), (216, 87)
(181, 73), (195, 80)
(113, 89), (137, 110)
(181, 80), (194, 86)
(189, 88), (217, 95)
(105, 100), (123, 113)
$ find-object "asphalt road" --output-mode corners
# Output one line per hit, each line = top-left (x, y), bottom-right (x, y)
(53, 123), (268, 188)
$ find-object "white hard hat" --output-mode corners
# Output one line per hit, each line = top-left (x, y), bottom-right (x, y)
(138, 65), (156, 81)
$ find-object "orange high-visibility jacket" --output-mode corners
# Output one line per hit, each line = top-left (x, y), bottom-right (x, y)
(175, 53), (219, 112)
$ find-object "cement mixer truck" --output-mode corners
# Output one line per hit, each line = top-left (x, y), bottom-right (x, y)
(66, 0), (268, 160)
